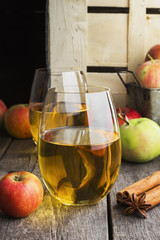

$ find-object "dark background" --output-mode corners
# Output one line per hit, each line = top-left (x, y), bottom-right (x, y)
(0, 1), (46, 107)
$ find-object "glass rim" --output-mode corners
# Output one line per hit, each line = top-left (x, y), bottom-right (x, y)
(35, 68), (48, 72)
(47, 85), (111, 94)
(35, 67), (84, 76)
(50, 67), (83, 75)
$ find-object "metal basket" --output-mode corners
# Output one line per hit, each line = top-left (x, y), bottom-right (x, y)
(116, 70), (160, 125)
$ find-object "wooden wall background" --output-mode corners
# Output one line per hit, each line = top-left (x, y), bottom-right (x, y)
(0, 1), (46, 107)
(48, 0), (160, 108)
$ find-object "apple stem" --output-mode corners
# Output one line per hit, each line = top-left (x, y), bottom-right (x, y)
(118, 113), (133, 126)
(117, 106), (122, 114)
(147, 53), (155, 64)
(14, 175), (22, 182)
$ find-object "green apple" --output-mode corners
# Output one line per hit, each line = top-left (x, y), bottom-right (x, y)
(120, 117), (160, 163)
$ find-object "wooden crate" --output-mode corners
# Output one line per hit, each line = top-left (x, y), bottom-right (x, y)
(48, 0), (160, 107)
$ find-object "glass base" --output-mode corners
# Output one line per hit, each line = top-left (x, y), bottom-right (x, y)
(43, 179), (107, 206)
(52, 195), (106, 206)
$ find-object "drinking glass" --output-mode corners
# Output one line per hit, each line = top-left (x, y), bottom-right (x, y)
(38, 83), (121, 206)
(29, 68), (87, 145)
(29, 68), (49, 144)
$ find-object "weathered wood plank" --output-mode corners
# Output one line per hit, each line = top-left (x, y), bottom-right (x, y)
(0, 191), (54, 240)
(50, 197), (108, 240)
(48, 0), (87, 72)
(145, 14), (160, 54)
(87, 0), (160, 8)
(0, 139), (53, 240)
(128, 0), (146, 74)
(87, 0), (128, 7)
(0, 139), (109, 240)
(0, 135), (12, 159)
(146, 0), (160, 8)
(110, 158), (160, 239)
(0, 193), (108, 240)
(86, 72), (126, 92)
(87, 13), (128, 67)
(0, 139), (38, 179)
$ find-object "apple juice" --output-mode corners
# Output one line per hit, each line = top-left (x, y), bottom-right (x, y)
(29, 103), (42, 144)
(30, 102), (88, 144)
(38, 126), (121, 205)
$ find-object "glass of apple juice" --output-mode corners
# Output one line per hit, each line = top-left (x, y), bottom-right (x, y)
(38, 85), (121, 206)
(29, 68), (87, 145)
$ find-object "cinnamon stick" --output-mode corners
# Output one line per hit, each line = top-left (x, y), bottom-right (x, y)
(145, 185), (160, 209)
(116, 171), (160, 204)
(116, 171), (160, 218)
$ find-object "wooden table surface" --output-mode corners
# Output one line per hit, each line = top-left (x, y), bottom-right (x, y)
(0, 133), (160, 240)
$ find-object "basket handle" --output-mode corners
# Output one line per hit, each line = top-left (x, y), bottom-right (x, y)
(116, 69), (143, 90)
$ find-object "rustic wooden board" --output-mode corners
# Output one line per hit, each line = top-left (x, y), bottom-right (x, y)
(87, 14), (128, 67)
(48, 0), (87, 72)
(110, 158), (160, 239)
(146, 0), (160, 8)
(0, 135), (12, 159)
(87, 0), (160, 8)
(128, 0), (146, 73)
(87, 0), (128, 7)
(0, 139), (109, 240)
(86, 73), (126, 92)
(145, 14), (160, 53)
(50, 197), (108, 240)
(0, 139), (37, 179)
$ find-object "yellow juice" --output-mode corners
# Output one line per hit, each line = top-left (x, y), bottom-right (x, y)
(38, 126), (121, 205)
(29, 103), (42, 144)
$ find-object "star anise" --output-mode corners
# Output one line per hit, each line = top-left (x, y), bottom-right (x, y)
(123, 192), (152, 218)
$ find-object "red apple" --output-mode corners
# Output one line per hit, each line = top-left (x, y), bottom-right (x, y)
(0, 99), (7, 129)
(136, 59), (160, 88)
(145, 44), (160, 61)
(5, 104), (32, 138)
(0, 171), (43, 218)
(116, 107), (141, 126)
